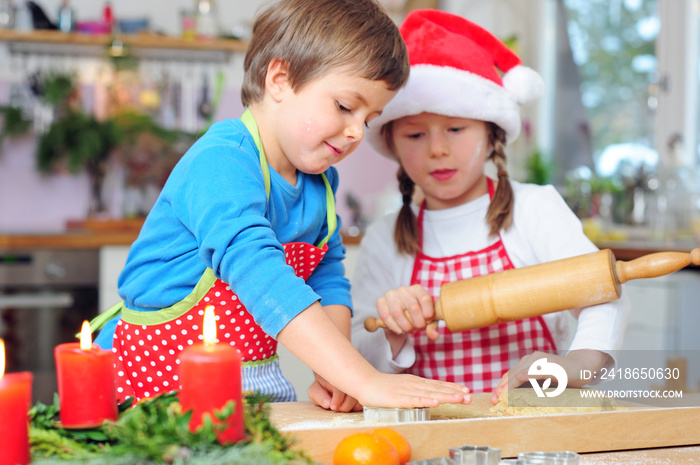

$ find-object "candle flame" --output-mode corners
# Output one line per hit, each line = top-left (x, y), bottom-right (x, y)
(80, 320), (93, 350)
(0, 339), (5, 379)
(203, 306), (217, 344)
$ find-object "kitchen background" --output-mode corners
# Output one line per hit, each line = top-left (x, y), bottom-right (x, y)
(1, 0), (699, 402)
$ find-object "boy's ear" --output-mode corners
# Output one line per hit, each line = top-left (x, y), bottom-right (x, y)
(265, 58), (291, 102)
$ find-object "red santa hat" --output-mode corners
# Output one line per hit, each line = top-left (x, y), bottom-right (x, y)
(367, 9), (543, 158)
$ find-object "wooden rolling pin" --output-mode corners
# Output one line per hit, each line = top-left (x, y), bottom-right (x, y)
(365, 248), (700, 333)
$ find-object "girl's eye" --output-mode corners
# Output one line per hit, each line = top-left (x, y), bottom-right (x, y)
(337, 102), (351, 112)
(364, 121), (369, 129)
(406, 132), (423, 139)
(449, 126), (465, 133)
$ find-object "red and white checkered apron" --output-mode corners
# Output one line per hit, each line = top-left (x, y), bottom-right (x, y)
(407, 179), (556, 393)
(112, 241), (327, 403)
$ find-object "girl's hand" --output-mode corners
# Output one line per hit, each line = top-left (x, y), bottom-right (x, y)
(376, 284), (440, 341)
(490, 350), (613, 404)
(308, 373), (361, 412)
(357, 371), (471, 408)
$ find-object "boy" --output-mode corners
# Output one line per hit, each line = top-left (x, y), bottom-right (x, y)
(95, 0), (471, 411)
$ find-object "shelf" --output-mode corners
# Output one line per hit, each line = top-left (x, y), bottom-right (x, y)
(0, 29), (248, 61)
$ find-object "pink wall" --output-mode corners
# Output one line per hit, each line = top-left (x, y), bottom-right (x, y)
(0, 134), (92, 232)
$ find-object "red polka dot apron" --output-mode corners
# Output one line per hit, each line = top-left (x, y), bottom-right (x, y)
(97, 109), (337, 404)
(407, 178), (556, 393)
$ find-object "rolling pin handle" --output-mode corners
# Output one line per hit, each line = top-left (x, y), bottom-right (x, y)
(364, 317), (384, 332)
(691, 248), (700, 266)
(615, 248), (700, 284)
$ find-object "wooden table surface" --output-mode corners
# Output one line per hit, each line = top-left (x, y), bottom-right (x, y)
(269, 396), (700, 464)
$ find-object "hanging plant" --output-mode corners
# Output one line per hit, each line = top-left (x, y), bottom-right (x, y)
(0, 105), (32, 147)
(36, 110), (123, 214)
(36, 111), (122, 174)
(29, 71), (77, 107)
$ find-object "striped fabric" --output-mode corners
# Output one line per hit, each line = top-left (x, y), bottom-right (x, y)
(242, 357), (297, 402)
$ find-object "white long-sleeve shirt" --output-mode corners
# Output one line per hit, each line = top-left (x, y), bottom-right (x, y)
(351, 181), (630, 374)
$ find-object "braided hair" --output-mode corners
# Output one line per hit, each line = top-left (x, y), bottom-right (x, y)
(394, 165), (421, 255)
(485, 122), (514, 236)
(381, 122), (421, 255)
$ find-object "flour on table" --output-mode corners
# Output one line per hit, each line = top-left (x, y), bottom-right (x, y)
(490, 388), (618, 416)
(276, 413), (367, 431)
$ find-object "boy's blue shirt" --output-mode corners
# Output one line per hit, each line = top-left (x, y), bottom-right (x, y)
(101, 117), (351, 346)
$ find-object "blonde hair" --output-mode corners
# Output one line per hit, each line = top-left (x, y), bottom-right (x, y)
(388, 122), (514, 255)
(241, 0), (409, 106)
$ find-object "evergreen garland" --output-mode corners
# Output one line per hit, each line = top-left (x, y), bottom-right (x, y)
(29, 393), (313, 465)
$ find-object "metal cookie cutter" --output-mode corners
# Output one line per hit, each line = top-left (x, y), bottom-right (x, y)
(407, 445), (501, 465)
(408, 457), (455, 465)
(499, 451), (579, 465)
(450, 445), (502, 465)
(363, 406), (430, 423)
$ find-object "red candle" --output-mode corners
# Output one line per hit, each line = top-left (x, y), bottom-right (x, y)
(54, 321), (118, 428)
(0, 339), (33, 465)
(179, 306), (244, 444)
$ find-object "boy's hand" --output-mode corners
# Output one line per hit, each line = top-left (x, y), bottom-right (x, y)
(308, 374), (361, 412)
(278, 301), (467, 410)
(490, 349), (613, 404)
(357, 371), (471, 408)
(377, 284), (440, 341)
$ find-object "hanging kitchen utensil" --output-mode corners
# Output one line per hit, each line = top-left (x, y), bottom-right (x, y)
(197, 73), (212, 121)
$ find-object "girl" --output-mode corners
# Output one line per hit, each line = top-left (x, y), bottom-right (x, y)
(351, 9), (629, 402)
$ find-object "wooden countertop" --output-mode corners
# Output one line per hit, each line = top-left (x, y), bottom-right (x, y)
(0, 219), (145, 250)
(0, 219), (368, 250)
(0, 218), (696, 261)
(0, 230), (140, 249)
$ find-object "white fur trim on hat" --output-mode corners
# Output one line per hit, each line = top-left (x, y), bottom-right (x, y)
(367, 64), (522, 159)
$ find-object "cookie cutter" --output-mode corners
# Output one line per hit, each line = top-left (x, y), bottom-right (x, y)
(499, 451), (579, 465)
(362, 406), (430, 423)
(450, 445), (502, 465)
(407, 445), (501, 465)
(407, 457), (454, 465)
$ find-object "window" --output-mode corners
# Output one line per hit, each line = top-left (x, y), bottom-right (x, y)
(543, 0), (699, 233)
(548, 0), (659, 180)
(563, 0), (659, 176)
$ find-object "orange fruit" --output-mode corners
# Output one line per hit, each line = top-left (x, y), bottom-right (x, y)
(333, 431), (400, 465)
(369, 427), (411, 464)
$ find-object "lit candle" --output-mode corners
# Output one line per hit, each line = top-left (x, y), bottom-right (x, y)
(179, 306), (244, 444)
(54, 320), (118, 427)
(0, 339), (33, 465)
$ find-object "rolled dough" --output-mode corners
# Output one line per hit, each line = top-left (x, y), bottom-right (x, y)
(490, 388), (618, 416)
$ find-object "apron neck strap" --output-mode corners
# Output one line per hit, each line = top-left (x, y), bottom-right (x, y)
(241, 109), (270, 198)
(240, 109), (336, 248)
(487, 177), (495, 199)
